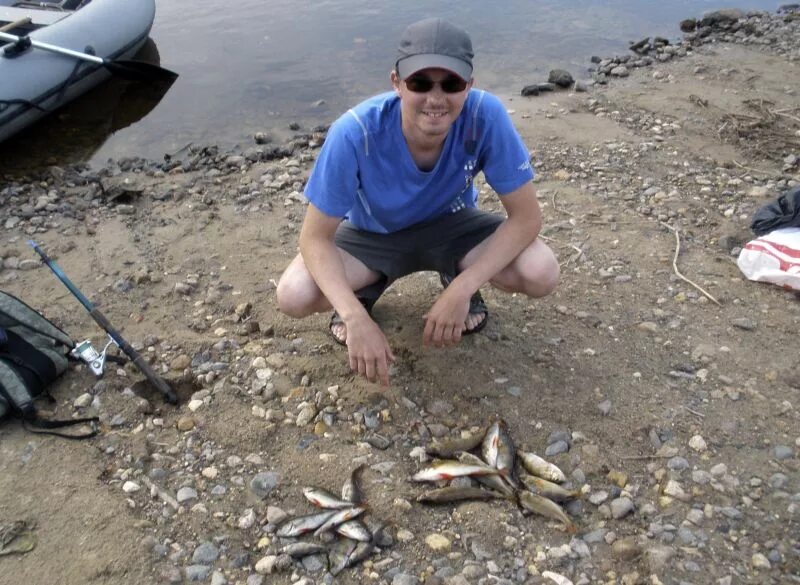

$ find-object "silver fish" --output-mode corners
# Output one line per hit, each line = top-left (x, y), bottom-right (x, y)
(343, 540), (376, 569)
(482, 418), (501, 467)
(416, 486), (510, 504)
(341, 464), (365, 504)
(335, 519), (372, 542)
(425, 428), (486, 458)
(457, 452), (516, 496)
(329, 539), (358, 576)
(412, 459), (501, 483)
(280, 542), (328, 558)
(493, 418), (516, 478)
(517, 490), (577, 533)
(276, 511), (336, 537)
(313, 506), (366, 537)
(302, 486), (354, 509)
(519, 474), (581, 502)
(518, 451), (567, 483)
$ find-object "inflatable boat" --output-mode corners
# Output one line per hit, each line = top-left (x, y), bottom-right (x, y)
(0, 0), (160, 143)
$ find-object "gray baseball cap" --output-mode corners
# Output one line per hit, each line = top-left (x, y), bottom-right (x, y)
(395, 18), (474, 81)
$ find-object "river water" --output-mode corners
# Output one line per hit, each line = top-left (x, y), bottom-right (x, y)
(1, 0), (781, 170)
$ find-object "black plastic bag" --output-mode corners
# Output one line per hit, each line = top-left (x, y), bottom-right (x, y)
(751, 186), (800, 236)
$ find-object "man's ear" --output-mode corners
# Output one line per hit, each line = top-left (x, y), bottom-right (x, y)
(390, 70), (402, 96)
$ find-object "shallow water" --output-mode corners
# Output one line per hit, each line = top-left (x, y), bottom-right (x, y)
(0, 0), (780, 171)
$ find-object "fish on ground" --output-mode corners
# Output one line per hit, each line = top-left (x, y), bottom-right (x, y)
(481, 417), (501, 468)
(313, 506), (367, 537)
(329, 539), (358, 576)
(416, 486), (511, 504)
(280, 542), (328, 558)
(335, 519), (372, 542)
(518, 450), (567, 483)
(303, 486), (354, 509)
(341, 464), (366, 504)
(276, 511), (336, 538)
(519, 474), (581, 502)
(517, 490), (577, 533)
(425, 427), (486, 458)
(457, 452), (517, 496)
(411, 459), (502, 482)
(492, 418), (517, 486)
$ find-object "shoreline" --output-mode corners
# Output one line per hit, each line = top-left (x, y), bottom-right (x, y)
(1, 7), (798, 181)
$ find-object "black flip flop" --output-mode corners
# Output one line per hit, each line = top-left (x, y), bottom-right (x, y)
(438, 272), (489, 335)
(329, 296), (376, 346)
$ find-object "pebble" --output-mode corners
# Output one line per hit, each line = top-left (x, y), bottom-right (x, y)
(192, 542), (220, 564)
(773, 446), (793, 460)
(250, 472), (279, 498)
(644, 545), (675, 572)
(589, 491), (609, 505)
(731, 318), (757, 331)
(610, 497), (635, 519)
(668, 457), (690, 471)
(185, 565), (212, 582)
(751, 553), (771, 569)
(73, 393), (92, 408)
(177, 416), (196, 432)
(254, 556), (277, 575)
(176, 487), (198, 504)
(689, 435), (708, 452)
(238, 509), (256, 529)
(393, 573), (420, 585)
(425, 534), (451, 551)
(545, 440), (570, 456)
(122, 481), (141, 493)
(396, 529), (414, 543)
(597, 399), (612, 416)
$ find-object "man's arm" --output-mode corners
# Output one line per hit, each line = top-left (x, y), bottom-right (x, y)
(422, 181), (541, 346)
(299, 204), (395, 385)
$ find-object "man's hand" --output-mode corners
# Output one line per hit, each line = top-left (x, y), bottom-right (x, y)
(344, 313), (396, 386)
(422, 285), (472, 348)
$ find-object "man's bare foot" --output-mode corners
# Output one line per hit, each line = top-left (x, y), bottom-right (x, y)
(465, 309), (487, 332)
(330, 321), (347, 344)
(331, 309), (485, 344)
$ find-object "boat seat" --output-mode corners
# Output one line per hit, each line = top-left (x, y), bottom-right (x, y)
(0, 6), (70, 27)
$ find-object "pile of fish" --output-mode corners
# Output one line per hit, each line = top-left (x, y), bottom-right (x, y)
(272, 465), (387, 575)
(413, 416), (581, 532)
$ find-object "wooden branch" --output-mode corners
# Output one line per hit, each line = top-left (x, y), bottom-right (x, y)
(659, 222), (722, 306)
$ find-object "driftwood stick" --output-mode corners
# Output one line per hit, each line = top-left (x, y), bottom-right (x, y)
(141, 476), (180, 510)
(684, 406), (706, 418)
(659, 222), (722, 306)
(732, 160), (777, 176)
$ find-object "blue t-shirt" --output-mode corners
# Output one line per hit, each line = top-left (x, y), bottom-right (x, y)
(304, 89), (534, 234)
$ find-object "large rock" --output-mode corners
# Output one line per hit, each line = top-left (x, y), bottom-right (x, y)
(700, 9), (745, 27)
(548, 69), (574, 88)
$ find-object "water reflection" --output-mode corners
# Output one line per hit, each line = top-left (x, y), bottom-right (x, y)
(0, 38), (176, 175)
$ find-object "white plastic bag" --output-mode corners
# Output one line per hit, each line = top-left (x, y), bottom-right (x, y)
(737, 227), (800, 291)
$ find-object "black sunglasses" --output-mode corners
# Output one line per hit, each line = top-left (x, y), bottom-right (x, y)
(404, 74), (468, 94)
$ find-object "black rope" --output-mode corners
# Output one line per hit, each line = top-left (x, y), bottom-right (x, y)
(0, 99), (47, 113)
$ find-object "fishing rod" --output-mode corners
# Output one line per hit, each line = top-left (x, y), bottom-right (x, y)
(28, 240), (178, 404)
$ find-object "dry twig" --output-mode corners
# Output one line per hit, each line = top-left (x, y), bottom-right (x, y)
(732, 160), (776, 176)
(659, 222), (722, 306)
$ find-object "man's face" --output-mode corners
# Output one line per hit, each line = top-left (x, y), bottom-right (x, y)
(391, 67), (473, 141)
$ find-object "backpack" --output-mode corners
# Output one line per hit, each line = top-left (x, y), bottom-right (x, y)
(0, 290), (98, 439)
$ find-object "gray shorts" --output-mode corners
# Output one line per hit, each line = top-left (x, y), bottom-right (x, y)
(334, 208), (503, 301)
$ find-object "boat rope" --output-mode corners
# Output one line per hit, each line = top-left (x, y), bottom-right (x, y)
(52, 55), (87, 105)
(0, 99), (46, 113)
